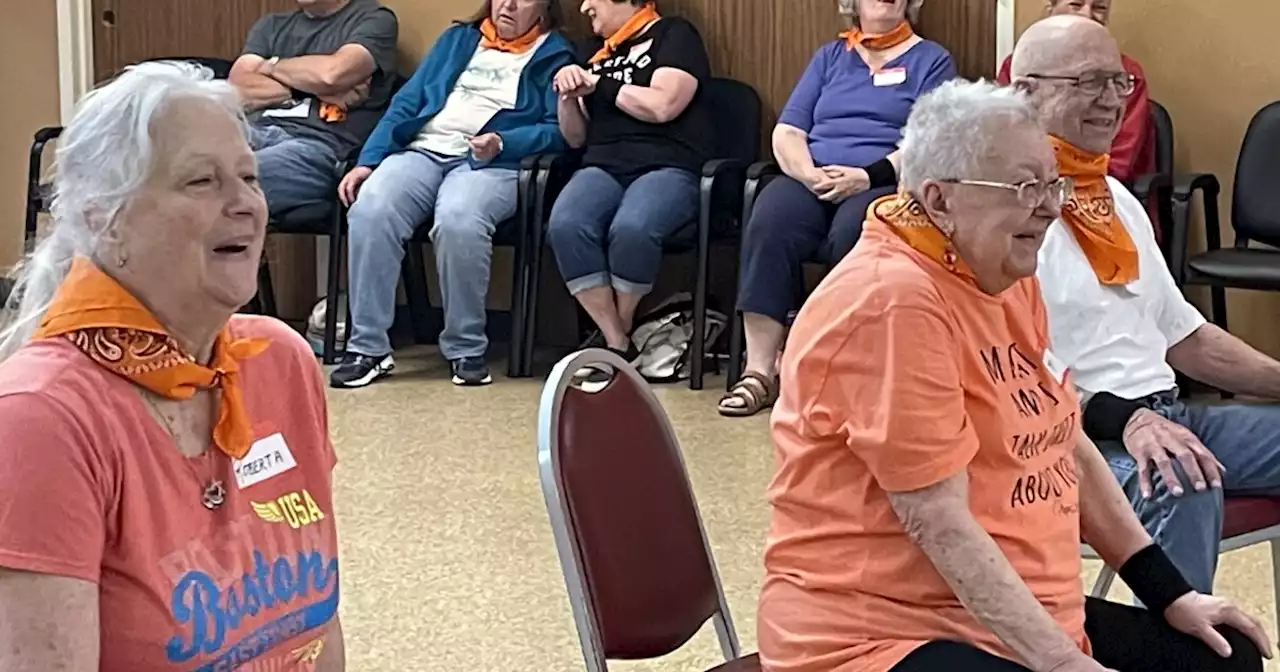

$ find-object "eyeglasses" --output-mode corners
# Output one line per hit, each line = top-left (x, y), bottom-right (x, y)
(1025, 72), (1136, 98)
(941, 177), (1074, 209)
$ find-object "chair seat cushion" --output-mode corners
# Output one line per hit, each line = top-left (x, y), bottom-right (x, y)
(268, 202), (338, 235)
(1186, 248), (1280, 290)
(1222, 497), (1280, 539)
(705, 653), (761, 672)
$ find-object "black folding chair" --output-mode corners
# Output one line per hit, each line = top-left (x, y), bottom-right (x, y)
(519, 78), (763, 389)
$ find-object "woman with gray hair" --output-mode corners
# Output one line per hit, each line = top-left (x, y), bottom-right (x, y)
(721, 0), (955, 417)
(758, 79), (1268, 672)
(0, 63), (344, 670)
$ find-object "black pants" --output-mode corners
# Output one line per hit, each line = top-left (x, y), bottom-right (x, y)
(736, 176), (896, 323)
(890, 598), (1262, 672)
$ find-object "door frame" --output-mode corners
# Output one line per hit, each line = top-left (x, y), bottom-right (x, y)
(56, 0), (94, 125)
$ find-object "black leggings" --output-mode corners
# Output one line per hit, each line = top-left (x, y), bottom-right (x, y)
(890, 598), (1263, 672)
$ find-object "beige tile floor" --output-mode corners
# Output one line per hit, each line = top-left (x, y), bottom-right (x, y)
(326, 347), (1280, 671)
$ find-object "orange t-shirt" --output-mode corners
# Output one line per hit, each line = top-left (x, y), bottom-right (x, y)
(0, 315), (339, 670)
(758, 221), (1087, 672)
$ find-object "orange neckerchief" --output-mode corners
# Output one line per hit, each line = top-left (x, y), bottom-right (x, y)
(840, 20), (915, 52)
(33, 257), (270, 459)
(589, 3), (661, 64)
(870, 192), (978, 284)
(479, 18), (543, 54)
(1051, 136), (1140, 285)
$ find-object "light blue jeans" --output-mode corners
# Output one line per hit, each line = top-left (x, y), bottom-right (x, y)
(249, 124), (339, 219)
(345, 150), (519, 360)
(1098, 391), (1280, 594)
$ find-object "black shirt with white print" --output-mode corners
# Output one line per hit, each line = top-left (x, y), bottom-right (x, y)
(580, 17), (715, 182)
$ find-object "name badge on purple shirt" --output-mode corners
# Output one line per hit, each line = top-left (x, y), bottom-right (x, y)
(873, 67), (907, 87)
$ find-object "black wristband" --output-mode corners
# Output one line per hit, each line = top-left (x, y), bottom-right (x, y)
(864, 157), (898, 189)
(1117, 544), (1194, 615)
(1082, 391), (1149, 441)
(595, 75), (623, 107)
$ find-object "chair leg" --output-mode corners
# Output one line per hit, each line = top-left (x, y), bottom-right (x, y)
(258, 256), (278, 318)
(521, 224), (545, 378)
(508, 238), (529, 379)
(322, 218), (345, 365)
(726, 310), (744, 392)
(402, 242), (433, 344)
(1271, 539), (1280, 646)
(690, 179), (713, 390)
(1209, 286), (1233, 400)
(1090, 565), (1117, 598)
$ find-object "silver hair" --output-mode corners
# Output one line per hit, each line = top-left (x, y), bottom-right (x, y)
(839, 0), (926, 24)
(899, 78), (1041, 194)
(0, 61), (247, 361)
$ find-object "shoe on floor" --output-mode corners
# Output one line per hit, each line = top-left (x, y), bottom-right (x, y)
(575, 340), (641, 389)
(451, 356), (493, 386)
(330, 352), (395, 389)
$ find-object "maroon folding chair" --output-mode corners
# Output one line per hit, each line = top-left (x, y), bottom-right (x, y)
(537, 349), (760, 672)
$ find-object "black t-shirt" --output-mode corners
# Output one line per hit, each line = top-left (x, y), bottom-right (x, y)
(580, 17), (715, 180)
(243, 0), (399, 153)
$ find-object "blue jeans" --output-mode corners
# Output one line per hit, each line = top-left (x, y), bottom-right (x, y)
(1099, 391), (1280, 594)
(345, 150), (519, 359)
(249, 124), (339, 219)
(546, 166), (698, 296)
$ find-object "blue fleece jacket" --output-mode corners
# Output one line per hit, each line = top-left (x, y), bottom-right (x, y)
(357, 23), (574, 169)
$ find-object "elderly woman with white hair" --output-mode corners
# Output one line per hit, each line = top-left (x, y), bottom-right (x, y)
(757, 79), (1269, 672)
(721, 0), (956, 417)
(0, 63), (343, 670)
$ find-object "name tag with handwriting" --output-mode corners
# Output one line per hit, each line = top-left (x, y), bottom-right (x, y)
(233, 433), (298, 490)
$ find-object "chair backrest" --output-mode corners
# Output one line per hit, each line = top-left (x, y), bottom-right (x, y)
(705, 77), (763, 165)
(1231, 101), (1280, 248)
(144, 56), (234, 79)
(537, 349), (740, 670)
(1150, 100), (1174, 177)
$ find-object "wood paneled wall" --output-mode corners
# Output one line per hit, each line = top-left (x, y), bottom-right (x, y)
(558, 0), (997, 146)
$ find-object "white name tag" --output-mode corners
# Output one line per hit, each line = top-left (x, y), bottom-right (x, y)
(233, 433), (298, 490)
(262, 99), (312, 119)
(873, 67), (907, 87)
(1043, 349), (1069, 385)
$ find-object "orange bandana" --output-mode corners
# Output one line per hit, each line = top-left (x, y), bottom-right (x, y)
(33, 257), (270, 459)
(479, 18), (543, 54)
(840, 20), (915, 52)
(869, 192), (977, 284)
(589, 3), (661, 64)
(1051, 136), (1139, 285)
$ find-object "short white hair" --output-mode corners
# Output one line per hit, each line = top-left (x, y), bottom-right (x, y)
(899, 78), (1041, 194)
(0, 61), (246, 361)
(840, 0), (926, 24)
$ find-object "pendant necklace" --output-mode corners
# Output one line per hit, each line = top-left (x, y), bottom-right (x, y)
(144, 395), (226, 510)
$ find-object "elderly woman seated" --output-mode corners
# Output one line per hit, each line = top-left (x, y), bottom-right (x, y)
(720, 0), (956, 417)
(757, 80), (1269, 672)
(0, 64), (343, 670)
(546, 0), (714, 361)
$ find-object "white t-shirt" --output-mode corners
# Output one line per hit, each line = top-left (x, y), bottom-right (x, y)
(412, 34), (548, 157)
(1036, 177), (1207, 402)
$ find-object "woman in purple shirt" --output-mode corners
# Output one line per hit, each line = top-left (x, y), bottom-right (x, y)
(719, 0), (955, 417)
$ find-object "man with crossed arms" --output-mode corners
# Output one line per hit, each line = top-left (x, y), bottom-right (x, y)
(1017, 15), (1280, 596)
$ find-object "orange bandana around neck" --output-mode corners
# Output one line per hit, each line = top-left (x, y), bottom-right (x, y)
(589, 3), (661, 64)
(1051, 136), (1140, 285)
(33, 257), (271, 459)
(840, 20), (915, 52)
(869, 192), (977, 284)
(479, 18), (543, 54)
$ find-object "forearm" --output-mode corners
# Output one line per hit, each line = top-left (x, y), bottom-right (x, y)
(1075, 429), (1152, 567)
(893, 479), (1082, 671)
(772, 126), (819, 183)
(1168, 324), (1280, 398)
(271, 55), (367, 96)
(316, 617), (345, 671)
(613, 83), (680, 123)
(230, 73), (293, 110)
(557, 98), (589, 149)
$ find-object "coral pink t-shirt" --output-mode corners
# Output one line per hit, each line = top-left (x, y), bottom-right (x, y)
(0, 315), (339, 671)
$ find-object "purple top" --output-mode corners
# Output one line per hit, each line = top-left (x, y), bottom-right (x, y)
(779, 39), (956, 168)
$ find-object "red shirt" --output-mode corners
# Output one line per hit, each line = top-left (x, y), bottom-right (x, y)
(0, 316), (339, 670)
(998, 53), (1154, 183)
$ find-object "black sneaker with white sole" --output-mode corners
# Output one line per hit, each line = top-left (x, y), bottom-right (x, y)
(451, 356), (492, 386)
(329, 352), (395, 389)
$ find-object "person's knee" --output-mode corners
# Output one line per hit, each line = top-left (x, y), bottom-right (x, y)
(1211, 625), (1264, 672)
(430, 202), (496, 250)
(607, 210), (664, 251)
(546, 206), (597, 254)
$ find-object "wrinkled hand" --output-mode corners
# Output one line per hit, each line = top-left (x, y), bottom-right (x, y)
(319, 78), (372, 111)
(553, 65), (599, 99)
(1042, 651), (1115, 672)
(337, 166), (373, 207)
(1122, 408), (1224, 498)
(1164, 592), (1273, 660)
(812, 165), (870, 203)
(469, 133), (503, 162)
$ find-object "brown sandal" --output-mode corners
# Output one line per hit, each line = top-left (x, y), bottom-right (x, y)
(718, 371), (779, 418)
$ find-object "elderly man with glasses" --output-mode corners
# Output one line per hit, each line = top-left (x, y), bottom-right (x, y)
(1015, 14), (1280, 597)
